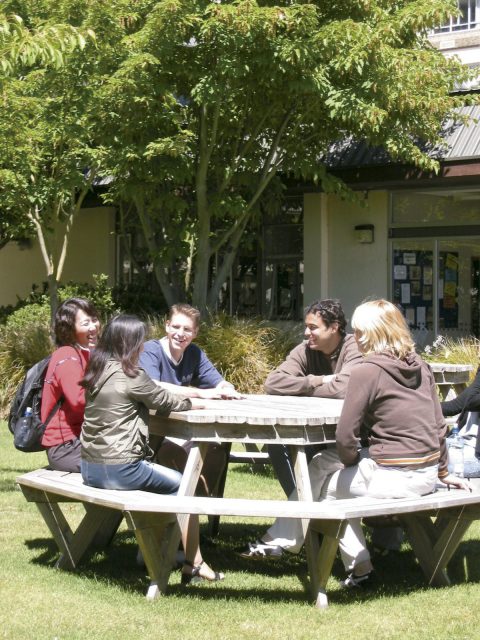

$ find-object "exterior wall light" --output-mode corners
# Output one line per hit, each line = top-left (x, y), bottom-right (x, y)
(354, 224), (374, 244)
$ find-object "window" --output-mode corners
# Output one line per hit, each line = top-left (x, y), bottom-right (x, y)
(222, 195), (304, 320)
(434, 0), (480, 33)
(390, 189), (480, 345)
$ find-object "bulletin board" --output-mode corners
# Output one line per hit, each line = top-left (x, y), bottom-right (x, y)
(439, 251), (459, 329)
(392, 249), (458, 330)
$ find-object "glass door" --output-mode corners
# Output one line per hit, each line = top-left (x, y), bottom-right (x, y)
(391, 238), (480, 347)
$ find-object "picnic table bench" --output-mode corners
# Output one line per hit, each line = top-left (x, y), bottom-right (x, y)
(429, 362), (474, 400)
(16, 468), (480, 609)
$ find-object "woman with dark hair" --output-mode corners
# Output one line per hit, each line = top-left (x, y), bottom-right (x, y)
(41, 297), (100, 472)
(80, 314), (224, 584)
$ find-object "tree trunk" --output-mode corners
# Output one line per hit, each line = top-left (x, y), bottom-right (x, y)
(47, 273), (59, 323)
(133, 196), (178, 307)
(191, 106), (212, 313)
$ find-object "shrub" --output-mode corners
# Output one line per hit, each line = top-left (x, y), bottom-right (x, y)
(58, 274), (120, 321)
(147, 313), (298, 394)
(0, 304), (52, 417)
(0, 274), (119, 327)
(422, 335), (480, 382)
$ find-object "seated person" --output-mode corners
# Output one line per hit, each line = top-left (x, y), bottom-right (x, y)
(139, 303), (242, 496)
(81, 314), (223, 584)
(241, 299), (363, 558)
(442, 368), (480, 477)
(264, 298), (363, 496)
(41, 297), (100, 472)
(323, 299), (468, 588)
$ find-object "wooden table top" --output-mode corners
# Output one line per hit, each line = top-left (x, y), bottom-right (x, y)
(167, 394), (343, 425)
(149, 395), (343, 445)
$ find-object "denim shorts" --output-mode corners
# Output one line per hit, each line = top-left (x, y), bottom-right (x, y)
(81, 459), (182, 495)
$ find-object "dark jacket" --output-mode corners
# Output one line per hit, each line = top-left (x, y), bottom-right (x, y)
(336, 352), (449, 477)
(81, 360), (191, 464)
(264, 334), (362, 399)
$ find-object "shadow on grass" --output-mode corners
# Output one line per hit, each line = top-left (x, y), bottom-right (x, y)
(0, 463), (47, 493)
(20, 521), (480, 606)
(230, 462), (275, 478)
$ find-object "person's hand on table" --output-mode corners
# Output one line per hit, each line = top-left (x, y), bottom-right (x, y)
(196, 387), (245, 400)
(189, 398), (206, 410)
(439, 473), (472, 492)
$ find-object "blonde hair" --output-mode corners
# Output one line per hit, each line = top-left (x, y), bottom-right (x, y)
(351, 299), (415, 359)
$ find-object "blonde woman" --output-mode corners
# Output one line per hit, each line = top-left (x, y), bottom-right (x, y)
(326, 299), (470, 588)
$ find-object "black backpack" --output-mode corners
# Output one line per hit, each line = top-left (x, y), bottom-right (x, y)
(8, 355), (62, 452)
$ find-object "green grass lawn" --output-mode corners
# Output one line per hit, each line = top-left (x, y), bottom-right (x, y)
(2, 424), (480, 640)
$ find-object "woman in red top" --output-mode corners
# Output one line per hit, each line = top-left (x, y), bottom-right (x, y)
(41, 297), (100, 472)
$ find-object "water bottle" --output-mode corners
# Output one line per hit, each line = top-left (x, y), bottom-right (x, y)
(448, 425), (464, 478)
(17, 406), (33, 432)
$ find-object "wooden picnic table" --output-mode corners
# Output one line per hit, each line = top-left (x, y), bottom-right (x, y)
(149, 394), (343, 602)
(15, 393), (480, 607)
(429, 362), (474, 401)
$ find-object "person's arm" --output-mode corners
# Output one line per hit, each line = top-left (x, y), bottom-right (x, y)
(310, 337), (363, 399)
(138, 341), (162, 381)
(264, 344), (313, 396)
(335, 364), (375, 466)
(53, 353), (86, 415)
(192, 347), (224, 388)
(128, 370), (193, 414)
(441, 368), (480, 416)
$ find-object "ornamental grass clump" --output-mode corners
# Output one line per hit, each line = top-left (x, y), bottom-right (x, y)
(147, 313), (298, 394)
(422, 335), (480, 382)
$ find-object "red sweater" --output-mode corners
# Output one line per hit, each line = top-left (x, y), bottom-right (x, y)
(41, 345), (90, 447)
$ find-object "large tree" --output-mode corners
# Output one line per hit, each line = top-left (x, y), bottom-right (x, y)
(100, 0), (472, 311)
(0, 1), (129, 315)
(0, 10), (90, 251)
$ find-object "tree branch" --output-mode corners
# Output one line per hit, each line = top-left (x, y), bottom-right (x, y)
(27, 205), (53, 276)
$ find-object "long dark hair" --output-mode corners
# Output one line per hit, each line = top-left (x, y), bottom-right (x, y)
(81, 314), (146, 392)
(54, 297), (99, 347)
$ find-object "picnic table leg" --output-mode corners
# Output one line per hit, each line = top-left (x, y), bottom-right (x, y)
(34, 499), (74, 562)
(134, 441), (210, 599)
(311, 520), (346, 609)
(208, 442), (232, 538)
(402, 514), (451, 586)
(124, 511), (178, 599)
(290, 446), (322, 601)
(30, 493), (120, 571)
(55, 503), (124, 570)
(21, 485), (125, 570)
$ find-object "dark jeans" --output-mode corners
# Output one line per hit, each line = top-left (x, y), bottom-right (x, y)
(81, 459), (182, 495)
(47, 437), (82, 472)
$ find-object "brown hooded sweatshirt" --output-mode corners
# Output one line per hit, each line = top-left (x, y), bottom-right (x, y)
(336, 351), (449, 478)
